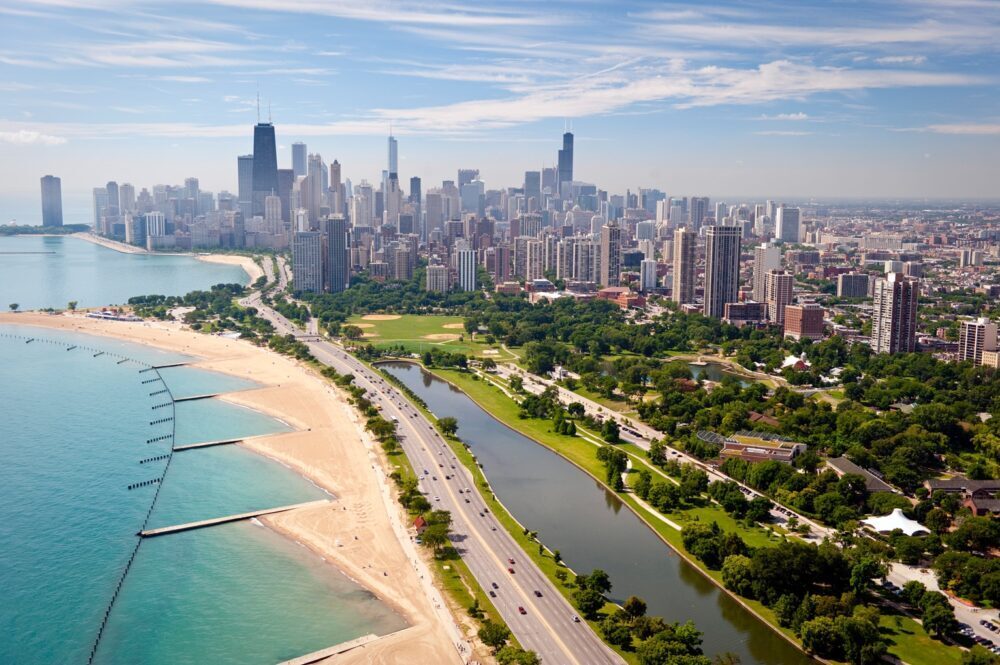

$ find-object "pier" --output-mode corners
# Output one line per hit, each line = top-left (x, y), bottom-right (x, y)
(172, 437), (243, 451)
(151, 361), (189, 369)
(139, 499), (329, 537)
(173, 392), (221, 402)
(278, 634), (380, 665)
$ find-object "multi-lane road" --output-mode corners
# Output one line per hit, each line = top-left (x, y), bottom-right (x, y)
(242, 288), (621, 665)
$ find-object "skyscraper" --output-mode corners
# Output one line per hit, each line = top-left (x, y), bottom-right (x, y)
(251, 122), (278, 215)
(672, 227), (696, 305)
(292, 142), (307, 178)
(752, 242), (781, 301)
(640, 259), (658, 293)
(599, 220), (622, 287)
(704, 225), (742, 319)
(387, 134), (398, 177)
(764, 270), (794, 324)
(329, 160), (342, 214)
(105, 181), (120, 217)
(40, 175), (63, 227)
(871, 272), (919, 354)
(557, 131), (573, 196)
(457, 248), (477, 292)
(775, 206), (800, 244)
(524, 171), (541, 210)
(322, 215), (350, 293)
(959, 318), (998, 365)
(689, 197), (709, 232)
(457, 169), (479, 189)
(118, 183), (136, 214)
(292, 231), (323, 293)
(237, 154), (254, 204)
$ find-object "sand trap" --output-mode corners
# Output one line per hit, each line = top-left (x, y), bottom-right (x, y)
(362, 314), (401, 321)
(362, 332), (380, 338)
(442, 323), (465, 329)
(482, 349), (499, 355)
(424, 333), (461, 341)
(352, 323), (375, 328)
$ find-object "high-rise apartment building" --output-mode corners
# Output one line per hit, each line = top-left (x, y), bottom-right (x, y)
(784, 303), (825, 341)
(457, 248), (477, 292)
(704, 225), (742, 319)
(837, 272), (871, 298)
(871, 272), (919, 354)
(237, 154), (254, 205)
(524, 171), (541, 210)
(426, 264), (449, 293)
(640, 259), (658, 293)
(959, 317), (998, 365)
(40, 175), (63, 227)
(689, 197), (709, 232)
(599, 220), (622, 287)
(752, 242), (781, 302)
(322, 215), (350, 293)
(292, 231), (323, 293)
(672, 227), (697, 305)
(764, 270), (794, 324)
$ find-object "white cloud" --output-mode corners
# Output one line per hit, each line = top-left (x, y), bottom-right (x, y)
(875, 55), (928, 65)
(759, 112), (810, 120)
(0, 130), (67, 145)
(924, 123), (1000, 134)
(755, 130), (813, 136)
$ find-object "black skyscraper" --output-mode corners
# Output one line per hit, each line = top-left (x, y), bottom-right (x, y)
(251, 122), (278, 215)
(321, 216), (350, 293)
(557, 131), (573, 197)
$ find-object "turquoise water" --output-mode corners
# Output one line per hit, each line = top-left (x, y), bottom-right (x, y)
(0, 235), (249, 311)
(0, 326), (405, 664)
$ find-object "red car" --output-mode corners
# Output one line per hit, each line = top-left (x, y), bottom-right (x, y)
(508, 558), (515, 565)
(518, 606), (527, 615)
(508, 567), (515, 574)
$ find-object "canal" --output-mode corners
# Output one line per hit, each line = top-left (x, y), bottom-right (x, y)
(381, 361), (812, 665)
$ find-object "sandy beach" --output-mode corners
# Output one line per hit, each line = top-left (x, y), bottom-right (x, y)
(71, 232), (265, 284)
(0, 312), (463, 665)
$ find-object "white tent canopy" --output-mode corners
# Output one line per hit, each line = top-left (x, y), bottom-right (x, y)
(862, 509), (928, 536)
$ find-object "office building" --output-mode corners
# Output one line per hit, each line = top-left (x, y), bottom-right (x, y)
(752, 242), (781, 301)
(557, 132), (573, 196)
(775, 206), (800, 244)
(292, 231), (323, 293)
(599, 220), (622, 287)
(237, 154), (254, 205)
(764, 271), (794, 324)
(689, 197), (709, 232)
(426, 264), (449, 293)
(40, 175), (63, 227)
(837, 272), (871, 298)
(784, 303), (825, 341)
(105, 181), (120, 217)
(292, 142), (307, 178)
(959, 317), (998, 365)
(871, 273), (919, 354)
(524, 171), (541, 210)
(251, 122), (278, 215)
(704, 225), (742, 319)
(672, 227), (697, 305)
(118, 183), (136, 214)
(457, 248), (477, 292)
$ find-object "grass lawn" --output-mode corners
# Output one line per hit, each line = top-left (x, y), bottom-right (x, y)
(347, 313), (514, 359)
(879, 609), (964, 665)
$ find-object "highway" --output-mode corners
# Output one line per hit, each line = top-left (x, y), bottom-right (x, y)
(241, 286), (621, 665)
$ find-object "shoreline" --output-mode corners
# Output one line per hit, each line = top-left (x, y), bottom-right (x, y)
(0, 313), (463, 665)
(69, 232), (265, 283)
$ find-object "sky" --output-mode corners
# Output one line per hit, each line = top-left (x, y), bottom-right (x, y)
(2, 0), (1000, 221)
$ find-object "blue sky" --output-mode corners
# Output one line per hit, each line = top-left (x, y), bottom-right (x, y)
(1, 0), (999, 219)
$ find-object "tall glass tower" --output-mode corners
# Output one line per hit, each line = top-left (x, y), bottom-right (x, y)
(252, 122), (278, 215)
(557, 131), (573, 196)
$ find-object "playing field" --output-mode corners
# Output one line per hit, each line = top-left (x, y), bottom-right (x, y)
(346, 314), (502, 357)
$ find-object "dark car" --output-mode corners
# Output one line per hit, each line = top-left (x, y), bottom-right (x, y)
(534, 590), (542, 597)
(518, 606), (526, 615)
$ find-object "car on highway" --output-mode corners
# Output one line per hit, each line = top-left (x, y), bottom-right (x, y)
(572, 616), (581, 623)
(491, 582), (499, 589)
(489, 590), (496, 598)
(518, 606), (527, 615)
(508, 567), (515, 574)
(534, 590), (542, 597)
(508, 558), (515, 565)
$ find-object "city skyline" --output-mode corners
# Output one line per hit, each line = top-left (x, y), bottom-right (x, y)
(1, 0), (1000, 215)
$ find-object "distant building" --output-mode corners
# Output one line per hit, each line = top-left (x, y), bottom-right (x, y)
(707, 431), (807, 464)
(426, 264), (449, 293)
(457, 248), (477, 292)
(871, 272), (918, 354)
(775, 206), (800, 243)
(724, 301), (766, 326)
(321, 215), (350, 293)
(752, 242), (781, 301)
(639, 259), (658, 293)
(599, 220), (622, 287)
(764, 270), (794, 324)
(959, 317), (998, 365)
(40, 175), (63, 227)
(292, 231), (324, 293)
(837, 272), (870, 298)
(784, 303), (825, 341)
(291, 142), (307, 178)
(251, 122), (278, 216)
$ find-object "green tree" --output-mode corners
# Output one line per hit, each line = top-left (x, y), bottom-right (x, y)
(602, 419), (621, 443)
(921, 599), (957, 639)
(438, 416), (459, 436)
(67, 300), (77, 311)
(8, 303), (18, 312)
(573, 588), (606, 618)
(496, 646), (541, 665)
(623, 595), (648, 620)
(478, 620), (511, 652)
(800, 617), (842, 658)
(963, 645), (1000, 665)
(721, 555), (755, 597)
(600, 616), (634, 649)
